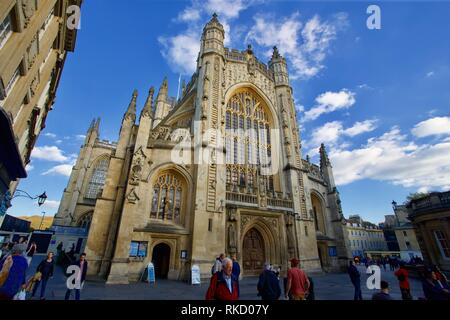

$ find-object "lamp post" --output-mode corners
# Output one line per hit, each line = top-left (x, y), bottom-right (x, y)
(39, 211), (46, 230)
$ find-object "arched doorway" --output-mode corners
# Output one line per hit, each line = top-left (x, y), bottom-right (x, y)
(243, 228), (265, 275)
(311, 193), (326, 234)
(152, 243), (171, 279)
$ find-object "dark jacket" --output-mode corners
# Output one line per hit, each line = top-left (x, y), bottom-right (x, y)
(372, 292), (393, 300)
(422, 279), (450, 301)
(37, 259), (54, 280)
(306, 277), (315, 300)
(0, 255), (28, 299)
(257, 270), (281, 300)
(348, 265), (361, 283)
(232, 261), (241, 279)
(206, 271), (239, 300)
(66, 259), (88, 283)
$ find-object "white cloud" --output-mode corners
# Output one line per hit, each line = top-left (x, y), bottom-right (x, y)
(246, 12), (348, 79)
(43, 132), (57, 139)
(42, 200), (60, 210)
(357, 84), (373, 90)
(344, 120), (378, 137)
(158, 32), (200, 75)
(25, 164), (34, 172)
(31, 146), (68, 162)
(303, 89), (356, 122)
(55, 140), (63, 144)
(75, 134), (86, 140)
(42, 164), (73, 177)
(411, 117), (450, 138)
(426, 71), (435, 78)
(177, 7), (201, 22)
(308, 119), (377, 148)
(159, 0), (253, 74)
(329, 126), (450, 191)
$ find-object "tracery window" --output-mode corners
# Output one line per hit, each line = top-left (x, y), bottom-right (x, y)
(150, 172), (183, 223)
(225, 90), (273, 191)
(85, 158), (109, 199)
(78, 213), (93, 231)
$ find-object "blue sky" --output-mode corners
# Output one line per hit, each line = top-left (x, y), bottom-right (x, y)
(9, 0), (450, 225)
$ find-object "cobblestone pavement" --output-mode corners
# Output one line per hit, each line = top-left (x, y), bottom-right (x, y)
(26, 256), (425, 300)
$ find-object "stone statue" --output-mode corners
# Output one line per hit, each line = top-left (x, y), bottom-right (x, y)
(228, 223), (236, 249)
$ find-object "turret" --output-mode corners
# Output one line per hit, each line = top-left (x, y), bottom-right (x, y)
(135, 86), (154, 149)
(153, 77), (171, 127)
(319, 143), (336, 190)
(269, 46), (289, 87)
(199, 13), (225, 60)
(116, 90), (138, 158)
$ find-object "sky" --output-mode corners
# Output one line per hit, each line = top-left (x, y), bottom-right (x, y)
(9, 0), (450, 225)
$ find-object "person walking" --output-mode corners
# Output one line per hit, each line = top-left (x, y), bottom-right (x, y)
(372, 281), (393, 300)
(348, 260), (363, 300)
(257, 263), (281, 300)
(421, 269), (450, 300)
(212, 253), (225, 275)
(306, 277), (315, 300)
(206, 258), (239, 300)
(285, 258), (309, 300)
(395, 262), (412, 300)
(65, 253), (88, 300)
(231, 254), (240, 280)
(31, 252), (54, 300)
(0, 245), (28, 300)
(25, 242), (37, 266)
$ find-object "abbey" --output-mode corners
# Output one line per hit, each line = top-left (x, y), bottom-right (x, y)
(53, 14), (351, 283)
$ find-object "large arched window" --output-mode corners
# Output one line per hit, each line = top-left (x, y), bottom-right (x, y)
(78, 212), (93, 231)
(311, 193), (326, 234)
(225, 89), (273, 192)
(85, 158), (109, 199)
(150, 172), (183, 223)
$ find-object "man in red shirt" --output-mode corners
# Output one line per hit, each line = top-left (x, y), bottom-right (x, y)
(285, 258), (310, 300)
(206, 258), (239, 300)
(395, 262), (412, 300)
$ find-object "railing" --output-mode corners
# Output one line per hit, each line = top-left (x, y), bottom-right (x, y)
(226, 191), (258, 205)
(410, 191), (450, 215)
(268, 198), (293, 209)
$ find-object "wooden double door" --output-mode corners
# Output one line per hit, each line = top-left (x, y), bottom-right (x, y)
(242, 228), (265, 274)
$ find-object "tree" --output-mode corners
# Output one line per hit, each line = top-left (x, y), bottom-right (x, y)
(404, 192), (431, 204)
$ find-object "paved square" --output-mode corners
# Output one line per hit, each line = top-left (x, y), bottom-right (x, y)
(26, 256), (425, 300)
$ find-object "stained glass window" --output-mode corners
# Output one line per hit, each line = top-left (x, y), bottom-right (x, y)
(86, 158), (109, 199)
(150, 172), (183, 223)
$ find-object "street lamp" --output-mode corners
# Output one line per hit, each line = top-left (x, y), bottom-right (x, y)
(12, 189), (47, 207)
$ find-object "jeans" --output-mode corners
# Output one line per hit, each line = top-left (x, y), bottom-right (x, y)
(65, 289), (81, 300)
(352, 281), (363, 300)
(32, 278), (48, 298)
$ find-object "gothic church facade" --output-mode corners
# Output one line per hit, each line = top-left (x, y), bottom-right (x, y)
(53, 14), (351, 283)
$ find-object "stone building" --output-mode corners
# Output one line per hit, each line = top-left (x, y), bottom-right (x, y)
(345, 215), (388, 258)
(391, 201), (422, 261)
(0, 0), (82, 222)
(53, 14), (351, 283)
(407, 191), (450, 272)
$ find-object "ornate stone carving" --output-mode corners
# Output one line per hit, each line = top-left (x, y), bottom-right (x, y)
(228, 223), (237, 250)
(22, 0), (36, 28)
(126, 188), (140, 204)
(129, 147), (146, 186)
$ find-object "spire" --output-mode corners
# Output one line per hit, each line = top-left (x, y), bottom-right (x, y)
(87, 118), (96, 133)
(140, 86), (155, 119)
(123, 89), (138, 123)
(320, 143), (331, 168)
(94, 117), (101, 131)
(203, 12), (224, 34)
(156, 77), (168, 101)
(272, 46), (280, 59)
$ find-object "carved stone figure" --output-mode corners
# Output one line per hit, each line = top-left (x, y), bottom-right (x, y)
(228, 223), (237, 250)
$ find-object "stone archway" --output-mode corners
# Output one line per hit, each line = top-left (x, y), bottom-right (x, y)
(242, 228), (266, 275)
(152, 243), (171, 279)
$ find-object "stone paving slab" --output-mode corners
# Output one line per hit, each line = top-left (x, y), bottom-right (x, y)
(26, 256), (425, 300)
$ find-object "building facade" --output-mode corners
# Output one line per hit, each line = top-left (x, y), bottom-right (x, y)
(345, 215), (388, 258)
(53, 14), (351, 283)
(391, 202), (422, 261)
(407, 191), (450, 272)
(0, 0), (82, 224)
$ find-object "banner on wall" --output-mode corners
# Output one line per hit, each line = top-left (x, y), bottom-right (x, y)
(191, 264), (201, 285)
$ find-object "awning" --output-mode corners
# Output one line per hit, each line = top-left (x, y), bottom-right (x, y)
(0, 107), (27, 181)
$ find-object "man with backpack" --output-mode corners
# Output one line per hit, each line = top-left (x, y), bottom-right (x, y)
(395, 262), (412, 300)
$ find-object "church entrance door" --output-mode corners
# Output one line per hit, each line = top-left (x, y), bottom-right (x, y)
(243, 228), (265, 275)
(152, 243), (170, 279)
